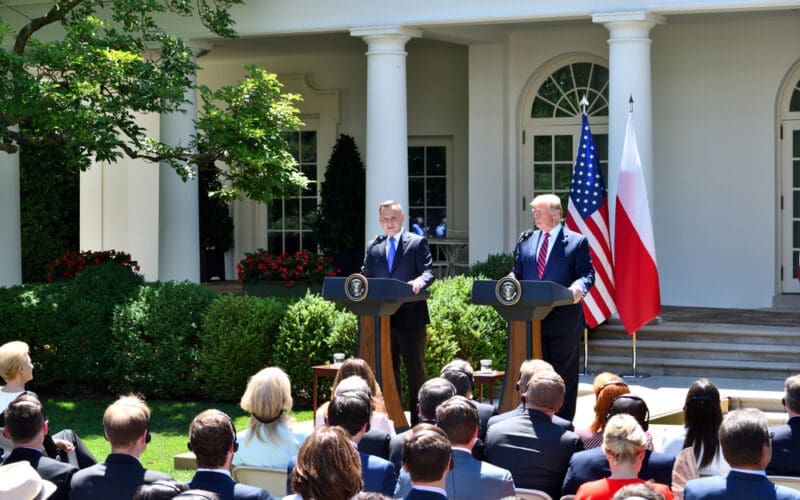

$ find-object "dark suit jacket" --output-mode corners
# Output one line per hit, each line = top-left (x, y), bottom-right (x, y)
(487, 402), (574, 431)
(485, 408), (584, 499)
(474, 400), (497, 441)
(768, 416), (800, 476)
(361, 230), (435, 329)
(359, 428), (391, 460)
(404, 487), (448, 500)
(3, 446), (77, 500)
(287, 450), (396, 496)
(69, 453), (171, 500)
(561, 446), (675, 495)
(684, 470), (800, 500)
(189, 470), (273, 500)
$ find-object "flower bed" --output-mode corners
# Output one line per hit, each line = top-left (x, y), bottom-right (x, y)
(236, 249), (339, 287)
(47, 249), (139, 282)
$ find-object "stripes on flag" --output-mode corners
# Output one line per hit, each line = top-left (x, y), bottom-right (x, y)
(566, 113), (616, 328)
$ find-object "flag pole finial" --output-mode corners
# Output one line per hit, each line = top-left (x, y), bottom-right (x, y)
(628, 95), (634, 113)
(580, 95), (589, 115)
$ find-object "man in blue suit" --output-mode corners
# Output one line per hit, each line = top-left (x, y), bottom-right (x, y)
(767, 374), (800, 476)
(684, 409), (800, 500)
(288, 388), (396, 496)
(401, 425), (451, 500)
(188, 410), (273, 500)
(511, 193), (594, 421)
(362, 200), (435, 424)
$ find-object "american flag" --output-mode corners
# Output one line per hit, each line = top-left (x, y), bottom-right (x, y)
(566, 114), (616, 328)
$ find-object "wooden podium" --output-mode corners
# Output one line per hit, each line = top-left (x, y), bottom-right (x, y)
(322, 275), (430, 429)
(471, 279), (573, 412)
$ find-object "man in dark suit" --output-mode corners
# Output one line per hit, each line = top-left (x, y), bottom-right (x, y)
(485, 370), (584, 499)
(2, 394), (77, 500)
(402, 425), (451, 500)
(511, 193), (594, 421)
(768, 374), (800, 476)
(188, 409), (273, 500)
(438, 359), (498, 439)
(287, 388), (396, 496)
(362, 200), (435, 423)
(685, 408), (800, 500)
(70, 395), (171, 499)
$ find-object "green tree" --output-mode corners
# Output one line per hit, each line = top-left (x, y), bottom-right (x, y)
(0, 1), (305, 203)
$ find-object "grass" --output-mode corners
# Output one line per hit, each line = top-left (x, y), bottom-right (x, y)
(43, 398), (313, 482)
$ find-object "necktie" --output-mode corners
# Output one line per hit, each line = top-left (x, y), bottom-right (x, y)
(387, 237), (396, 272)
(537, 232), (550, 279)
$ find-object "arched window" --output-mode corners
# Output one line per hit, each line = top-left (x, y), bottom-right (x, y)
(531, 62), (609, 118)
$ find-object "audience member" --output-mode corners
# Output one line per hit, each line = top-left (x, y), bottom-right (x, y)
(487, 359), (573, 431)
(667, 380), (729, 499)
(611, 483), (666, 500)
(401, 424), (451, 500)
(0, 460), (56, 499)
(133, 480), (190, 500)
(0, 340), (95, 468)
(438, 359), (497, 439)
(288, 388), (395, 496)
(562, 393), (673, 495)
(684, 408), (800, 500)
(314, 358), (395, 436)
(485, 370), (583, 499)
(187, 409), (272, 500)
(232, 367), (306, 470)
(388, 378), (456, 470)
(411, 216), (426, 236)
(576, 372), (631, 449)
(2, 394), (77, 500)
(574, 414), (673, 500)
(395, 396), (514, 499)
(767, 374), (800, 475)
(70, 395), (171, 499)
(289, 426), (363, 500)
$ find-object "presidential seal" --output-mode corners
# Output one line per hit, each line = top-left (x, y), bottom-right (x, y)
(495, 276), (521, 306)
(345, 273), (369, 302)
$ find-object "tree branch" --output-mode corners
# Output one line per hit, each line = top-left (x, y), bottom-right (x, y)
(14, 0), (87, 54)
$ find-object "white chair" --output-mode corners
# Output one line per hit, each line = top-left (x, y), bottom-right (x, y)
(769, 475), (800, 491)
(515, 488), (553, 500)
(560, 495), (576, 500)
(232, 466), (288, 496)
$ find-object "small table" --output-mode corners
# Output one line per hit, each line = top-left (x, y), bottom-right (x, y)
(473, 370), (505, 404)
(312, 364), (340, 415)
(429, 238), (468, 277)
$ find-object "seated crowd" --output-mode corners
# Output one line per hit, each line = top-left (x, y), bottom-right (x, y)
(2, 338), (800, 500)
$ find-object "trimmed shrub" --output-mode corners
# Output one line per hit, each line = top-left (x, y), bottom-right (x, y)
(197, 294), (292, 401)
(109, 281), (218, 398)
(465, 253), (515, 280)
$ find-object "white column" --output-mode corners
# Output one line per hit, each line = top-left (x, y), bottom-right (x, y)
(158, 42), (210, 283)
(0, 150), (21, 285)
(593, 11), (664, 218)
(351, 26), (421, 241)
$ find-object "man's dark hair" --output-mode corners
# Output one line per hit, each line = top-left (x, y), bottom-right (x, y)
(4, 394), (45, 443)
(188, 409), (236, 469)
(327, 390), (371, 437)
(719, 408), (771, 468)
(418, 378), (456, 420)
(784, 375), (800, 414)
(435, 396), (478, 446)
(402, 424), (451, 483)
(439, 359), (474, 397)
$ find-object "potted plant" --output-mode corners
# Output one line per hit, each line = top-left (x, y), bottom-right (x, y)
(237, 249), (339, 297)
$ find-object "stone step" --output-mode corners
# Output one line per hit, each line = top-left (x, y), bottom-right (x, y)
(585, 339), (800, 362)
(594, 322), (800, 345)
(581, 354), (800, 380)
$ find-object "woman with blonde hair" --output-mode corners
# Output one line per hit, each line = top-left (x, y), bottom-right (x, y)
(288, 426), (363, 500)
(232, 366), (307, 469)
(575, 414), (673, 500)
(577, 372), (631, 449)
(314, 358), (395, 435)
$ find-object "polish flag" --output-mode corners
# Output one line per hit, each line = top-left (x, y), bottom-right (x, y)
(613, 114), (661, 334)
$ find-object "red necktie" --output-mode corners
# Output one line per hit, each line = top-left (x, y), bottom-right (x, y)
(537, 232), (550, 279)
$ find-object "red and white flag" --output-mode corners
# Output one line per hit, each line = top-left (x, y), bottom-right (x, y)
(614, 113), (661, 334)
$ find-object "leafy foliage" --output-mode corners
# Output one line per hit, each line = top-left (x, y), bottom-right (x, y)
(47, 249), (139, 282)
(237, 249), (338, 286)
(465, 253), (515, 280)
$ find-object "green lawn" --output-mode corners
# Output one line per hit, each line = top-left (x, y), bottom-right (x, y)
(44, 398), (312, 482)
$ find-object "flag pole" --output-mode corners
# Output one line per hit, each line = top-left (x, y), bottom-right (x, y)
(582, 327), (592, 375)
(623, 331), (650, 379)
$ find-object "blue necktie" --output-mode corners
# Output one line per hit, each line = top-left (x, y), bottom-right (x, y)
(387, 237), (396, 272)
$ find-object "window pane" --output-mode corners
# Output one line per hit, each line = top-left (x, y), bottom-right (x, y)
(284, 132), (300, 161)
(303, 234), (317, 252)
(794, 220), (800, 248)
(791, 87), (800, 112)
(794, 251), (799, 279)
(555, 105), (573, 118)
(302, 164), (317, 196)
(534, 165), (553, 190)
(794, 131), (800, 159)
(555, 163), (573, 190)
(558, 193), (569, 212)
(409, 147), (425, 176)
(590, 65), (609, 94)
(594, 134), (609, 160)
(285, 199), (300, 229)
(534, 136), (552, 162)
(267, 232), (282, 253)
(410, 178), (425, 206)
(539, 77), (561, 103)
(551, 65), (573, 94)
(555, 135), (573, 162)
(427, 177), (446, 206)
(301, 131), (317, 162)
(428, 208), (446, 229)
(285, 232), (300, 254)
(268, 200), (283, 226)
(532, 97), (554, 118)
(794, 160), (800, 188)
(795, 192), (800, 219)
(302, 198), (318, 229)
(573, 63), (591, 89)
(427, 147), (446, 176)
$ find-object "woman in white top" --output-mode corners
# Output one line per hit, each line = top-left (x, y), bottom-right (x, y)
(232, 366), (307, 469)
(314, 358), (395, 436)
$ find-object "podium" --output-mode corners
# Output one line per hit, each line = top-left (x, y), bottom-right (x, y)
(471, 279), (573, 412)
(322, 276), (430, 428)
